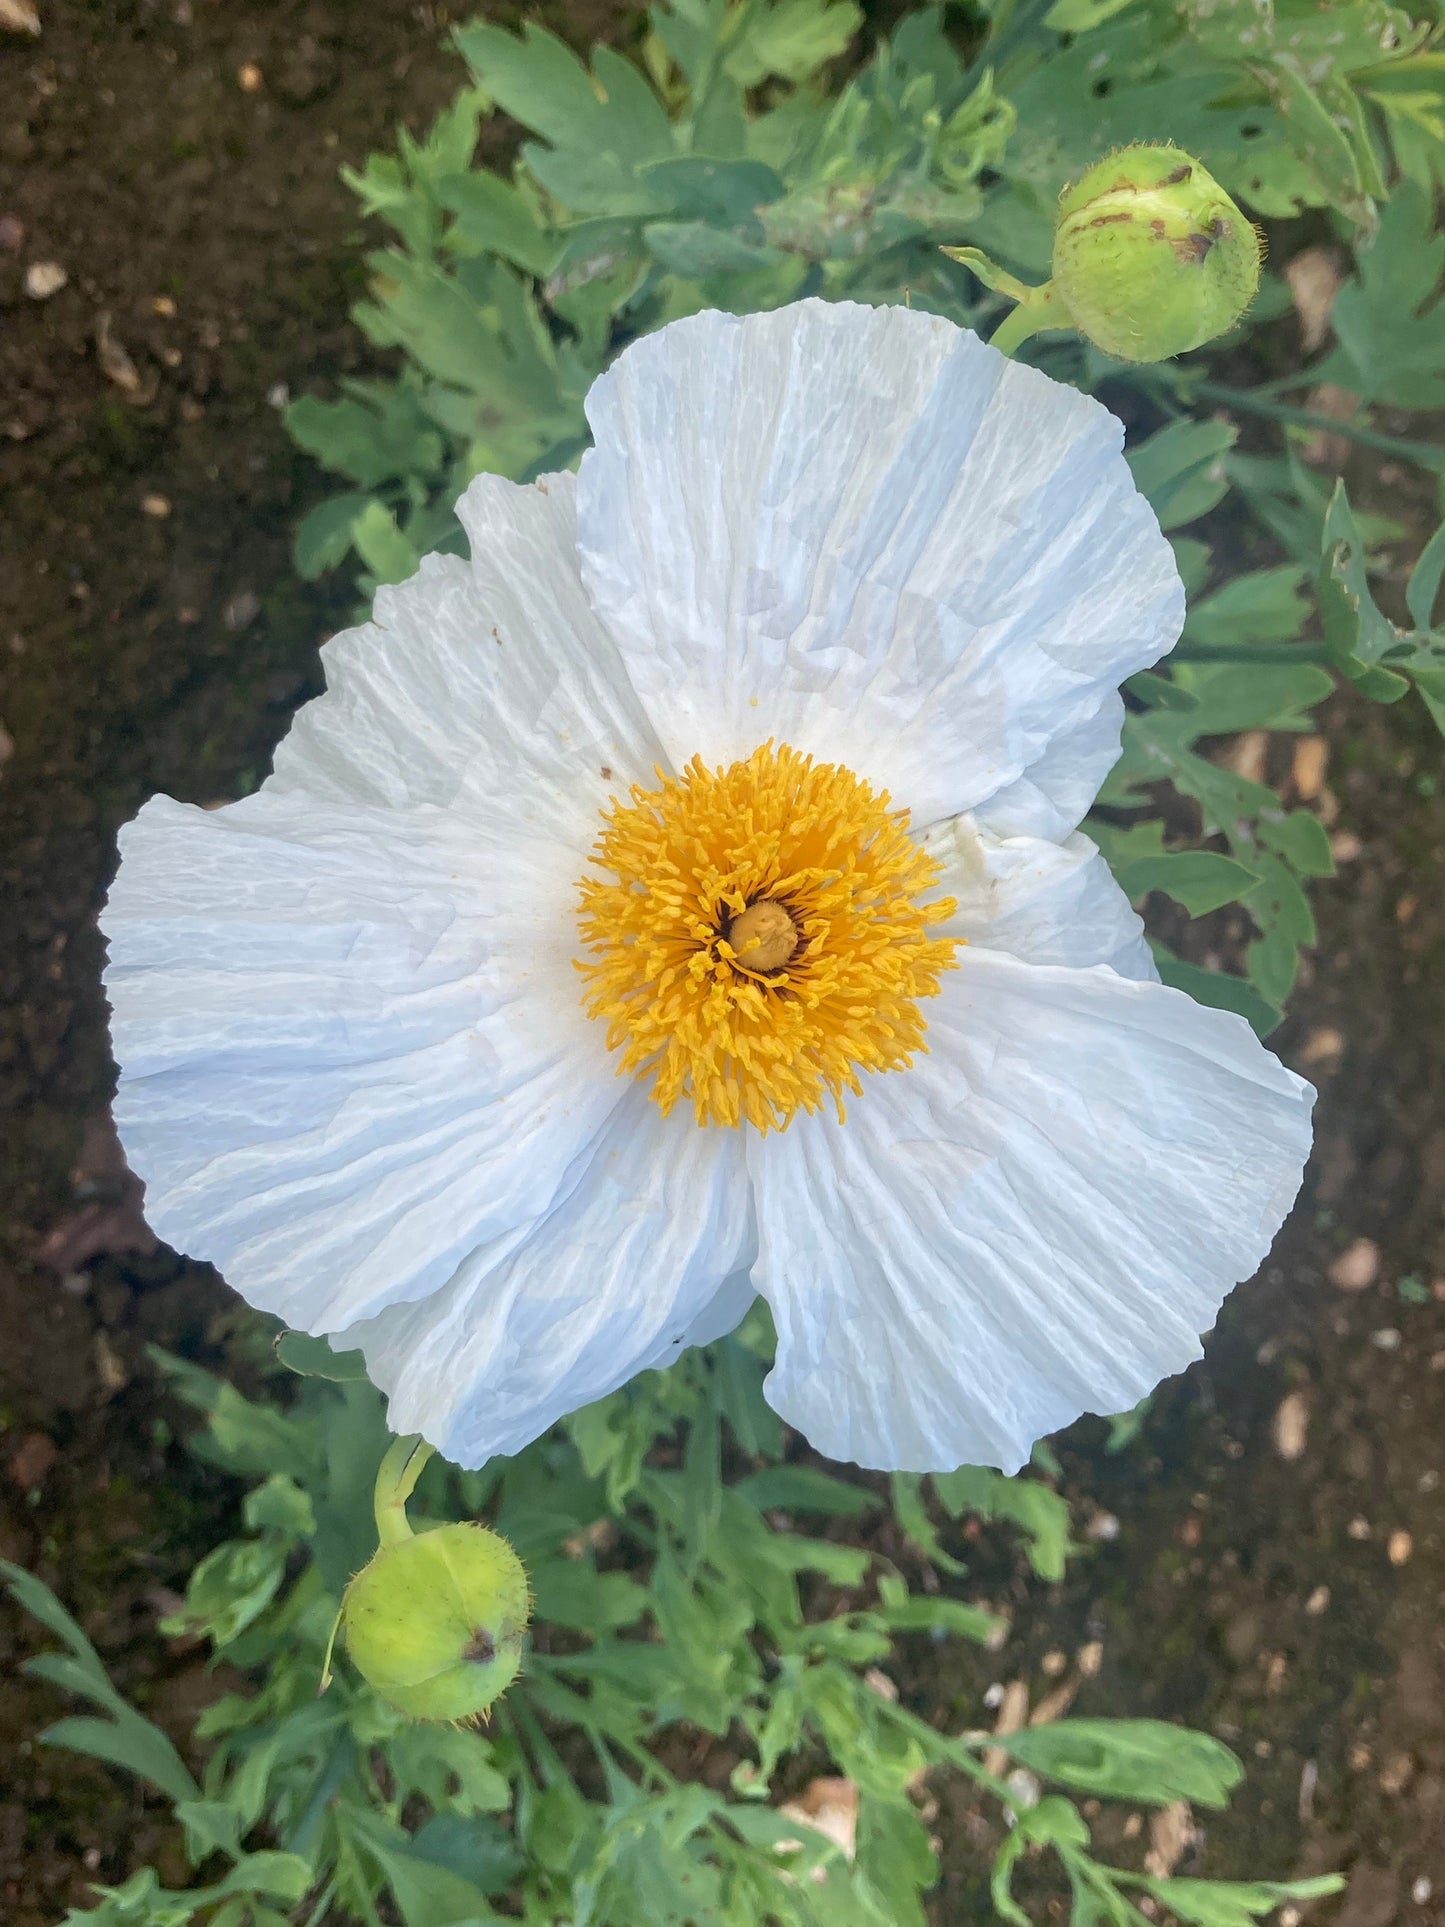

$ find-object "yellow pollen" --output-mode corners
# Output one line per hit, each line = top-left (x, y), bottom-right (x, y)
(575, 741), (958, 1132)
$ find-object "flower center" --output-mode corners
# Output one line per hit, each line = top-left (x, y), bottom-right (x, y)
(726, 899), (799, 973)
(575, 741), (957, 1132)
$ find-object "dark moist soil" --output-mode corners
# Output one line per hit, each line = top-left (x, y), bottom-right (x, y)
(1, 5), (1442, 1926)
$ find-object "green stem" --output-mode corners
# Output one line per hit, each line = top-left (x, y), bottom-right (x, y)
(300, 1880), (338, 1927)
(1173, 640), (1335, 665)
(989, 300), (1051, 357)
(1189, 378), (1445, 471)
(373, 1433), (434, 1548)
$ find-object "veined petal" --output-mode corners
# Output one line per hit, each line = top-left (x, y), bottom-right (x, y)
(272, 470), (662, 844)
(749, 954), (1312, 1473)
(923, 816), (1156, 980)
(971, 694), (1127, 843)
(104, 788), (618, 1332)
(345, 1089), (755, 1466)
(576, 298), (1180, 828)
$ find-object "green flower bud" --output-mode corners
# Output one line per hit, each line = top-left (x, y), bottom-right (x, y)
(328, 1436), (529, 1724)
(1051, 145), (1261, 362)
(344, 1519), (530, 1723)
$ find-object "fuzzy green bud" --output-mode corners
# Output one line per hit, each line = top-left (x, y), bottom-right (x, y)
(344, 1519), (529, 1723)
(328, 1436), (530, 1724)
(1051, 145), (1261, 362)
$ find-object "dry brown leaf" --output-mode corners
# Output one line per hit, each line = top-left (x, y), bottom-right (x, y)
(1144, 1800), (1194, 1878)
(1291, 735), (1328, 800)
(0, 0), (41, 35)
(777, 1776), (859, 1864)
(1271, 1389), (1310, 1462)
(1285, 245), (1341, 352)
(1030, 1676), (1081, 1725)
(1300, 1027), (1343, 1067)
(1300, 381), (1359, 470)
(1224, 730), (1268, 783)
(96, 312), (143, 396)
(983, 1678), (1029, 1777)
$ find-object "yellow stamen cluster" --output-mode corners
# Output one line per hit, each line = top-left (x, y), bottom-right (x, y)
(576, 742), (957, 1132)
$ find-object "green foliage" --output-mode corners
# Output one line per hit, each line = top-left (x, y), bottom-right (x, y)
(11, 1325), (1338, 1927)
(283, 0), (1443, 1034)
(1, 1559), (201, 1808)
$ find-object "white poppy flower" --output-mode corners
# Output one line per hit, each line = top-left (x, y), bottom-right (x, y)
(103, 299), (1313, 1475)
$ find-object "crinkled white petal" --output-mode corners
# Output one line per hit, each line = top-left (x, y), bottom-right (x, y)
(971, 693), (1127, 843)
(104, 786), (620, 1332)
(272, 470), (662, 842)
(344, 1088), (755, 1466)
(749, 954), (1313, 1474)
(923, 816), (1156, 980)
(576, 298), (1181, 828)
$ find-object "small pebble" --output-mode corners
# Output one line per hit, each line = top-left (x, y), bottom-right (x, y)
(6, 1430), (58, 1489)
(1329, 831), (1363, 863)
(1348, 1516), (1372, 1540)
(1300, 1026), (1343, 1066)
(1305, 1585), (1331, 1615)
(1040, 1651), (1067, 1678)
(266, 380), (290, 409)
(1003, 1767), (1040, 1812)
(1413, 1877), (1433, 1904)
(1329, 1238), (1380, 1290)
(1077, 1640), (1103, 1677)
(1272, 1389), (1310, 1461)
(1370, 1327), (1402, 1351)
(237, 61), (263, 91)
(1349, 1743), (1372, 1770)
(1379, 1750), (1414, 1795)
(1388, 1529), (1413, 1567)
(23, 259), (67, 300)
(141, 493), (171, 519)
(224, 589), (261, 632)
(151, 293), (177, 316)
(1279, 1909), (1302, 1927)
(1085, 1509), (1120, 1543)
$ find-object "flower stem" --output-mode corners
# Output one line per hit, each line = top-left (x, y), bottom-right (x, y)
(1187, 378), (1445, 471)
(373, 1433), (434, 1547)
(989, 300), (1050, 357)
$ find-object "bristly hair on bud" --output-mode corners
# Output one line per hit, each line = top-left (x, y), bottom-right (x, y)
(324, 1435), (530, 1724)
(943, 142), (1262, 364)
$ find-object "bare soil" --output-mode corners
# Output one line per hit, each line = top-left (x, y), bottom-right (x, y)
(1, 5), (1442, 1925)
